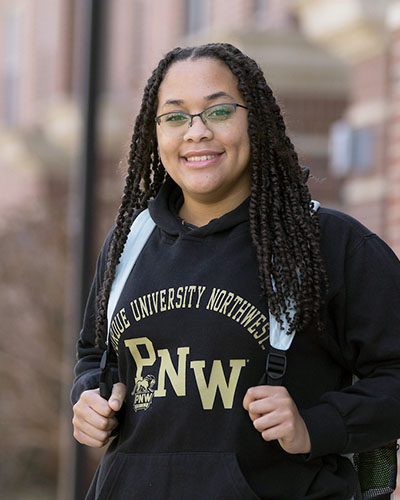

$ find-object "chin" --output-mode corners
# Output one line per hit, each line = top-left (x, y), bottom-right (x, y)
(185, 182), (221, 197)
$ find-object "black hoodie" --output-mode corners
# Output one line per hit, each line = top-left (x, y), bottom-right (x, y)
(72, 179), (400, 500)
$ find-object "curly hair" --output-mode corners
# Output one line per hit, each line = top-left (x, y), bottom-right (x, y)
(95, 42), (328, 348)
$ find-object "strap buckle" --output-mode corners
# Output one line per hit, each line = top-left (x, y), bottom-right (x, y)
(266, 351), (287, 382)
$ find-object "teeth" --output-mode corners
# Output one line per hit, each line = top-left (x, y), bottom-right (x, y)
(186, 155), (218, 162)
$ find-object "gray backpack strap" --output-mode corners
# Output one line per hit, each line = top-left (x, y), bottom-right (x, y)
(100, 209), (155, 399)
(106, 209), (156, 343)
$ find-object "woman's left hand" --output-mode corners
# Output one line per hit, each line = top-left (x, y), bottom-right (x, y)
(243, 385), (311, 455)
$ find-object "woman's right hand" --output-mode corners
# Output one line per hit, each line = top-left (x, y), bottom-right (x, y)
(73, 382), (126, 448)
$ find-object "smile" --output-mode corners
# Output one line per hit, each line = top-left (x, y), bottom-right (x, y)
(185, 154), (220, 162)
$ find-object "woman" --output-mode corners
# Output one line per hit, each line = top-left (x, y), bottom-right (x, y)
(71, 43), (400, 499)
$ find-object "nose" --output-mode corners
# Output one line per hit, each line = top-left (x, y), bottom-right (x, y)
(183, 115), (213, 142)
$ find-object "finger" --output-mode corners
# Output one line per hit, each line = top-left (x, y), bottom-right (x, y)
(245, 386), (290, 417)
(77, 405), (117, 432)
(247, 398), (276, 419)
(73, 426), (111, 448)
(108, 382), (127, 412)
(243, 385), (280, 410)
(76, 396), (114, 423)
(74, 413), (118, 441)
(243, 386), (262, 410)
(253, 411), (283, 434)
(80, 389), (115, 418)
(261, 422), (289, 443)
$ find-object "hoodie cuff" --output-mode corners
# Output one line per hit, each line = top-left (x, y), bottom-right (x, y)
(300, 403), (347, 460)
(70, 369), (102, 405)
(70, 367), (119, 405)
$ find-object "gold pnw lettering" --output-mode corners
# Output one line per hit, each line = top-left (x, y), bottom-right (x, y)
(124, 337), (156, 383)
(126, 338), (247, 410)
(190, 359), (246, 410)
(155, 347), (190, 397)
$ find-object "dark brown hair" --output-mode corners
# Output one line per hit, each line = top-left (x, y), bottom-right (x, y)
(95, 42), (328, 348)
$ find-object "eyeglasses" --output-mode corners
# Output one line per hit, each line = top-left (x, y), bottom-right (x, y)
(155, 102), (248, 138)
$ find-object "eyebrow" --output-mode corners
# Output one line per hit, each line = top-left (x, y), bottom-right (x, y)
(205, 91), (234, 101)
(162, 91), (235, 108)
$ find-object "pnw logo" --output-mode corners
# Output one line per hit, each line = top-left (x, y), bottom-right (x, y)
(132, 374), (156, 411)
(125, 337), (247, 411)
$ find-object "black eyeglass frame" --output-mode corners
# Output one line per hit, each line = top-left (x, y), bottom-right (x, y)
(155, 102), (248, 128)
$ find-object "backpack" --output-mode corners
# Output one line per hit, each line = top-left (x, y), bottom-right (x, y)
(100, 207), (397, 500)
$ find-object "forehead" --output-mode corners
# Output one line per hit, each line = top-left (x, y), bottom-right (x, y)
(157, 58), (241, 107)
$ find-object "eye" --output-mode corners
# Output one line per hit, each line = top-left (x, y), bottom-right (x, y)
(163, 113), (188, 127)
(206, 104), (235, 121)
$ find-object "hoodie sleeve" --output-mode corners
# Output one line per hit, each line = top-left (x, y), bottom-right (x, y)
(70, 228), (119, 405)
(301, 214), (400, 459)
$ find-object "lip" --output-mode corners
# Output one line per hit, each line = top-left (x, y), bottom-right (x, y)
(181, 150), (224, 168)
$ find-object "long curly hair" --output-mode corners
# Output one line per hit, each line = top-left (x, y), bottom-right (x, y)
(95, 42), (328, 348)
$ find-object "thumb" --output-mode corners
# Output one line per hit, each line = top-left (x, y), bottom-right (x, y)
(108, 382), (126, 411)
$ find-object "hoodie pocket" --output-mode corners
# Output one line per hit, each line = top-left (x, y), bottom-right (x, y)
(97, 451), (261, 500)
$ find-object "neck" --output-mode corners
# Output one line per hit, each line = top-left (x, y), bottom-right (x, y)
(178, 190), (249, 227)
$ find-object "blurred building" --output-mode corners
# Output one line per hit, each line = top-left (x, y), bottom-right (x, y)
(0, 0), (349, 229)
(295, 0), (400, 254)
(2, 0), (400, 253)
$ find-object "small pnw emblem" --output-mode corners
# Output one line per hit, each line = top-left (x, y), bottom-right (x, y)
(132, 374), (156, 412)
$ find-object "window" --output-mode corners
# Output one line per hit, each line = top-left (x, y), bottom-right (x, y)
(352, 127), (374, 172)
(329, 121), (375, 176)
(3, 8), (22, 126)
(185, 0), (210, 35)
(253, 0), (265, 16)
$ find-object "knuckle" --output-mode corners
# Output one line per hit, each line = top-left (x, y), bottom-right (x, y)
(73, 429), (82, 442)
(72, 402), (82, 415)
(248, 401), (257, 413)
(247, 387), (257, 398)
(248, 411), (257, 422)
(286, 421), (295, 434)
(99, 418), (110, 431)
(282, 407), (292, 419)
(253, 419), (263, 432)
(99, 430), (111, 443)
(80, 390), (91, 402)
(261, 430), (272, 442)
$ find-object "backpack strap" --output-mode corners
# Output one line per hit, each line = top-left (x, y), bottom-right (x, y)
(100, 209), (155, 399)
(106, 209), (156, 341)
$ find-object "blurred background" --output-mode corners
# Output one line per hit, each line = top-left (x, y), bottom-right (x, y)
(0, 0), (399, 499)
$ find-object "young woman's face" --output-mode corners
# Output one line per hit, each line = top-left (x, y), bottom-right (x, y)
(156, 58), (251, 208)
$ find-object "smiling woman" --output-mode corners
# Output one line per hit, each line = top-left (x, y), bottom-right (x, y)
(71, 43), (400, 500)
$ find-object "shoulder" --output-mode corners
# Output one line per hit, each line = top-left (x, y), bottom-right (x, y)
(317, 207), (400, 291)
(318, 207), (374, 239)
(317, 207), (379, 257)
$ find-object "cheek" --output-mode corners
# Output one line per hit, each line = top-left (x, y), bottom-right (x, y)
(226, 133), (251, 164)
(156, 136), (174, 162)
(158, 141), (171, 164)
(220, 122), (250, 152)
